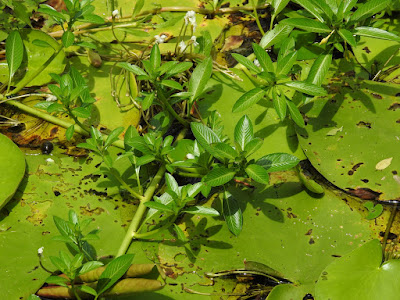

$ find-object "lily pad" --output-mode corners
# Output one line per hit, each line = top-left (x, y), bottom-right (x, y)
(0, 133), (25, 210)
(315, 239), (400, 300)
(299, 79), (400, 200)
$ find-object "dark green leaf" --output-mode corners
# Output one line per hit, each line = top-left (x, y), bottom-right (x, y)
(66, 125), (75, 141)
(32, 39), (53, 48)
(259, 24), (293, 48)
(118, 62), (147, 76)
(232, 88), (265, 113)
(72, 107), (91, 118)
(306, 53), (332, 86)
(78, 285), (98, 297)
(173, 223), (187, 242)
(272, 0), (290, 16)
(280, 18), (331, 33)
(165, 62), (193, 77)
(45, 275), (69, 287)
(144, 201), (174, 212)
(350, 0), (391, 22)
(244, 138), (263, 155)
(234, 115), (253, 151)
(204, 167), (236, 187)
(38, 4), (66, 21)
(276, 51), (297, 76)
(189, 57), (213, 102)
(231, 53), (260, 73)
(190, 122), (221, 157)
(223, 191), (242, 236)
(62, 31), (75, 48)
(287, 100), (305, 128)
(141, 92), (155, 111)
(252, 43), (274, 72)
(211, 143), (237, 160)
(97, 254), (134, 295)
(150, 44), (161, 70)
(338, 28), (356, 47)
(47, 102), (64, 113)
(104, 127), (124, 149)
(6, 30), (24, 79)
(272, 88), (287, 121)
(161, 79), (183, 90)
(292, 0), (324, 22)
(256, 153), (300, 172)
(183, 206), (220, 216)
(283, 81), (327, 96)
(354, 27), (400, 42)
(245, 164), (270, 184)
(165, 173), (180, 195)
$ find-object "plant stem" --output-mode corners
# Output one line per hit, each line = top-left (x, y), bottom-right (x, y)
(134, 216), (178, 239)
(251, 0), (265, 36)
(4, 100), (126, 149)
(155, 84), (189, 127)
(7, 45), (64, 96)
(382, 202), (398, 259)
(109, 168), (144, 200)
(116, 165), (167, 256)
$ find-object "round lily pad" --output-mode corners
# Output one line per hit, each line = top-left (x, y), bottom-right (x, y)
(0, 133), (25, 210)
(315, 239), (400, 300)
(299, 79), (400, 201)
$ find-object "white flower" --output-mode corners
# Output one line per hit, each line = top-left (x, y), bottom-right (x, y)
(154, 34), (167, 44)
(38, 247), (44, 256)
(46, 94), (57, 102)
(112, 9), (120, 18)
(186, 153), (195, 160)
(190, 36), (199, 47)
(253, 59), (260, 67)
(46, 158), (54, 163)
(184, 11), (197, 32)
(178, 41), (187, 52)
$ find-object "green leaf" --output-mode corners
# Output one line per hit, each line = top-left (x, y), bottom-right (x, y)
(234, 115), (253, 151)
(61, 31), (74, 48)
(144, 201), (174, 213)
(292, 0), (324, 22)
(272, 88), (287, 120)
(276, 51), (297, 76)
(32, 39), (53, 48)
(96, 254), (134, 296)
(280, 18), (331, 33)
(259, 24), (293, 48)
(231, 53), (260, 73)
(183, 206), (220, 216)
(161, 79), (183, 90)
(136, 155), (155, 166)
(190, 122), (221, 157)
(232, 88), (265, 113)
(315, 240), (400, 300)
(223, 191), (242, 236)
(173, 223), (187, 242)
(283, 81), (327, 96)
(141, 92), (155, 111)
(132, 0), (144, 17)
(204, 167), (236, 187)
(47, 102), (64, 113)
(287, 100), (305, 128)
(79, 14), (105, 24)
(256, 153), (300, 172)
(45, 275), (69, 287)
(354, 27), (400, 42)
(350, 0), (391, 22)
(306, 53), (332, 86)
(118, 62), (147, 76)
(53, 216), (74, 241)
(189, 57), (213, 102)
(211, 143), (238, 160)
(104, 127), (124, 149)
(78, 285), (98, 297)
(272, 0), (290, 16)
(0, 133), (25, 211)
(252, 43), (274, 72)
(66, 125), (75, 141)
(338, 28), (356, 47)
(245, 164), (270, 184)
(38, 4), (66, 21)
(72, 107), (91, 118)
(165, 173), (180, 195)
(363, 202), (383, 220)
(165, 61), (193, 77)
(244, 138), (263, 155)
(150, 44), (161, 71)
(6, 30), (24, 80)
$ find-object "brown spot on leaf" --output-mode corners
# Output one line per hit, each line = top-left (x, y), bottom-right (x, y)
(305, 229), (312, 235)
(356, 121), (371, 128)
(362, 47), (371, 53)
(309, 238), (315, 244)
(389, 103), (400, 111)
(221, 35), (244, 52)
(346, 188), (382, 200)
(371, 93), (382, 99)
(348, 162), (364, 175)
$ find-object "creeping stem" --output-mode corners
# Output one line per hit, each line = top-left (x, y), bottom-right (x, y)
(116, 165), (167, 256)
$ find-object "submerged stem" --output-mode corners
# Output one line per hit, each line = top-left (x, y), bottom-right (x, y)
(382, 203), (398, 259)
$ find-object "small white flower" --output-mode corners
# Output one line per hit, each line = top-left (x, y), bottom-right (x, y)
(38, 247), (44, 256)
(112, 9), (120, 18)
(46, 158), (54, 163)
(186, 153), (195, 160)
(46, 94), (57, 102)
(178, 41), (187, 52)
(184, 11), (197, 32)
(190, 36), (199, 47)
(154, 34), (167, 44)
(254, 59), (260, 67)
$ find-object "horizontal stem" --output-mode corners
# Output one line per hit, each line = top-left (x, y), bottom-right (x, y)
(109, 168), (144, 200)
